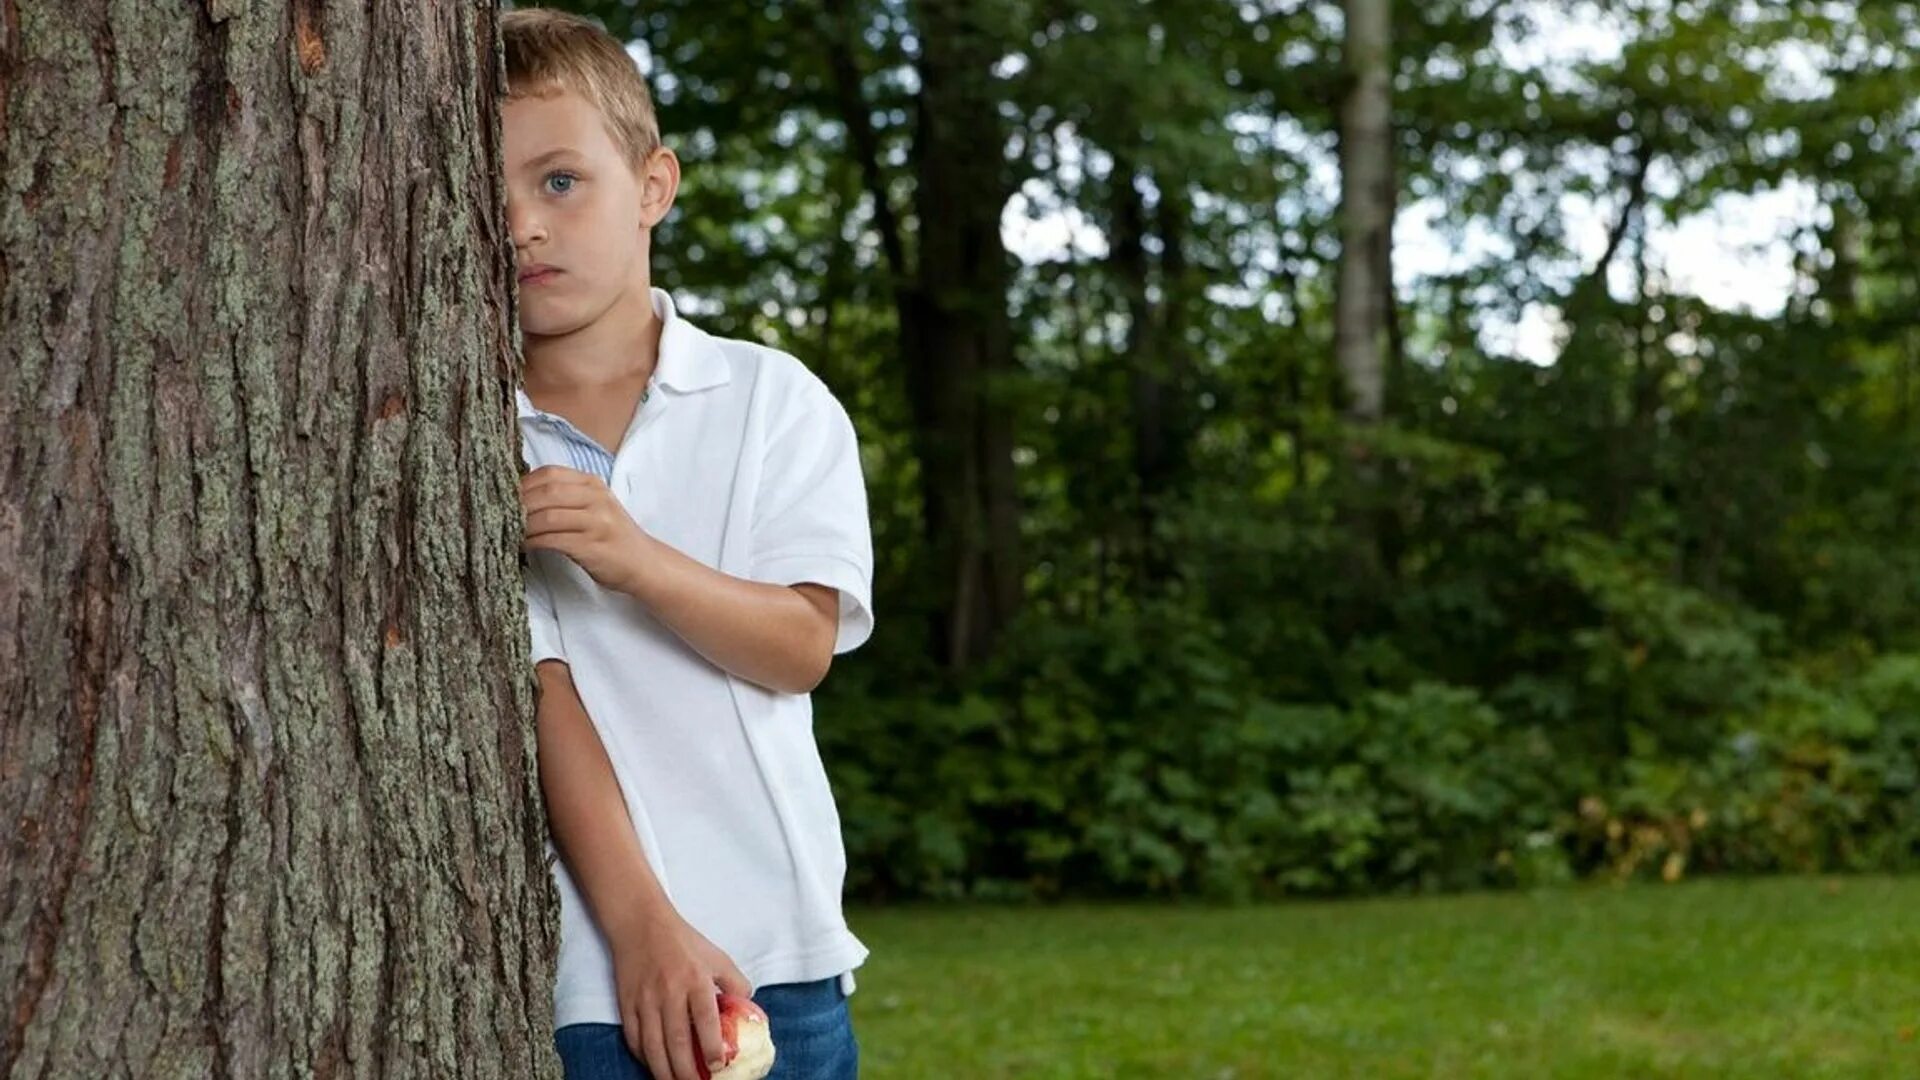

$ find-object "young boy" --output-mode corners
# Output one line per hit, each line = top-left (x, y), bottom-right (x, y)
(501, 11), (872, 1080)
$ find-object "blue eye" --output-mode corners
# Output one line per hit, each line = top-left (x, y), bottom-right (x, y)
(544, 172), (577, 195)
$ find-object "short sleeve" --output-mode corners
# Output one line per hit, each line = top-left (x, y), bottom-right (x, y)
(526, 557), (568, 665)
(750, 385), (875, 655)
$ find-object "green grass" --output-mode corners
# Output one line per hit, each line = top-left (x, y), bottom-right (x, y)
(846, 876), (1920, 1078)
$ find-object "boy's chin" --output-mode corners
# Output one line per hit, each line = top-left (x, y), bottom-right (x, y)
(519, 307), (591, 339)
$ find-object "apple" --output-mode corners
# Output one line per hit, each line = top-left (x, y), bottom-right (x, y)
(701, 993), (776, 1080)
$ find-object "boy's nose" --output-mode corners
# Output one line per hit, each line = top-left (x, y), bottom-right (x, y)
(506, 202), (547, 248)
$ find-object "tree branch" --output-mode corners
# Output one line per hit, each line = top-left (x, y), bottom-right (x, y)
(815, 0), (911, 284)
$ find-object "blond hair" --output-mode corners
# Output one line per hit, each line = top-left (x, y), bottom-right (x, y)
(501, 8), (661, 163)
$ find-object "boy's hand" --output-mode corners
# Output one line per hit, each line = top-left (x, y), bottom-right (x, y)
(608, 907), (755, 1080)
(522, 466), (648, 594)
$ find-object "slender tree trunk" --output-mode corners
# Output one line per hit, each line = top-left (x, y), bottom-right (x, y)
(1277, 258), (1310, 492)
(821, 0), (1023, 672)
(1334, 0), (1393, 428)
(1111, 167), (1192, 582)
(1902, 334), (1917, 535)
(1109, 166), (1156, 569)
(1333, 0), (1394, 592)
(907, 0), (1022, 671)
(1, 3), (556, 1076)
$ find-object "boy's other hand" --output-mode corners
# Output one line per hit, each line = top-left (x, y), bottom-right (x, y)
(608, 907), (755, 1080)
(522, 466), (648, 594)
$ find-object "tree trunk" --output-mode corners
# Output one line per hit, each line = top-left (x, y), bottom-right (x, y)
(1332, 0), (1395, 592)
(906, 0), (1022, 672)
(1334, 0), (1393, 427)
(818, 0), (1023, 672)
(1111, 166), (1193, 582)
(1, 3), (555, 1076)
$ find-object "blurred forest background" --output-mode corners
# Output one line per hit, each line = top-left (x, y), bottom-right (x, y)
(550, 0), (1920, 902)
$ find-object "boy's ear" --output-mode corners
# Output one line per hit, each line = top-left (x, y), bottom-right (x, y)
(638, 146), (680, 229)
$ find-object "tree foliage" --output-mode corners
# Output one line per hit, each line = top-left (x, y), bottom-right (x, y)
(550, 0), (1920, 898)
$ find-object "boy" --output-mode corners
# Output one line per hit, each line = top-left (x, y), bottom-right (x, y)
(501, 11), (872, 1080)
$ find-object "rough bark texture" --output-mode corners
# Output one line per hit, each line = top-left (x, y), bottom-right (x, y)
(1334, 0), (1393, 426)
(0, 2), (556, 1076)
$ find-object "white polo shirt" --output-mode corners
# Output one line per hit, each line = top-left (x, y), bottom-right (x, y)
(521, 289), (873, 1030)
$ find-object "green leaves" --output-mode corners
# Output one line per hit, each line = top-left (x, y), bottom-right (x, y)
(533, 0), (1920, 899)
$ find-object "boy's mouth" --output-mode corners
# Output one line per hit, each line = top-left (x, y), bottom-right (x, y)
(518, 263), (561, 285)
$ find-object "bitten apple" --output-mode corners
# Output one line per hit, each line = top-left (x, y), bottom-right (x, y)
(702, 993), (775, 1080)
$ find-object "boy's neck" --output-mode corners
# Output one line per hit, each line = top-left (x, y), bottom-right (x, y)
(523, 283), (662, 394)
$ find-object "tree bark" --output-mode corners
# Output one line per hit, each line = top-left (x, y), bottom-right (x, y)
(1334, 0), (1393, 427)
(816, 0), (1024, 672)
(1, 2), (556, 1076)
(1332, 0), (1395, 592)
(1111, 166), (1194, 582)
(902, 0), (1023, 671)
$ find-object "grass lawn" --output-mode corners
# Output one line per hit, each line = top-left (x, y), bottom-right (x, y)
(846, 876), (1920, 1078)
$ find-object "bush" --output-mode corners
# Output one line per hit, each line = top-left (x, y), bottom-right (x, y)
(1565, 652), (1920, 882)
(822, 603), (1573, 900)
(821, 638), (1920, 900)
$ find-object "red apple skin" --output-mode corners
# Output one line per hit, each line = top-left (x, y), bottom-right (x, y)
(698, 993), (771, 1080)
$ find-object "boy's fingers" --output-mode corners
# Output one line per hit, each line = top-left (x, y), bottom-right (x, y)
(716, 963), (753, 999)
(521, 466), (603, 498)
(690, 986), (726, 1073)
(640, 1006), (672, 1080)
(520, 485), (599, 515)
(663, 996), (703, 1080)
(621, 999), (645, 1062)
(525, 508), (596, 537)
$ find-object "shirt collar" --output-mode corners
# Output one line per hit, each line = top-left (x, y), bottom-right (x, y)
(516, 288), (730, 420)
(651, 288), (731, 394)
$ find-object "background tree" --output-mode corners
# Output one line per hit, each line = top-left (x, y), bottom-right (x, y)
(1334, 0), (1395, 429)
(524, 0), (1920, 901)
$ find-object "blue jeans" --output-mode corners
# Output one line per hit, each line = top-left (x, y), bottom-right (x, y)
(555, 978), (858, 1080)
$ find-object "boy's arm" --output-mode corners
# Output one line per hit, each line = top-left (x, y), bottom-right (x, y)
(624, 534), (841, 694)
(521, 481), (851, 696)
(535, 658), (673, 937)
(522, 385), (871, 695)
(535, 660), (751, 1080)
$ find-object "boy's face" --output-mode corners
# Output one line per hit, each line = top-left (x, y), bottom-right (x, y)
(502, 87), (678, 338)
